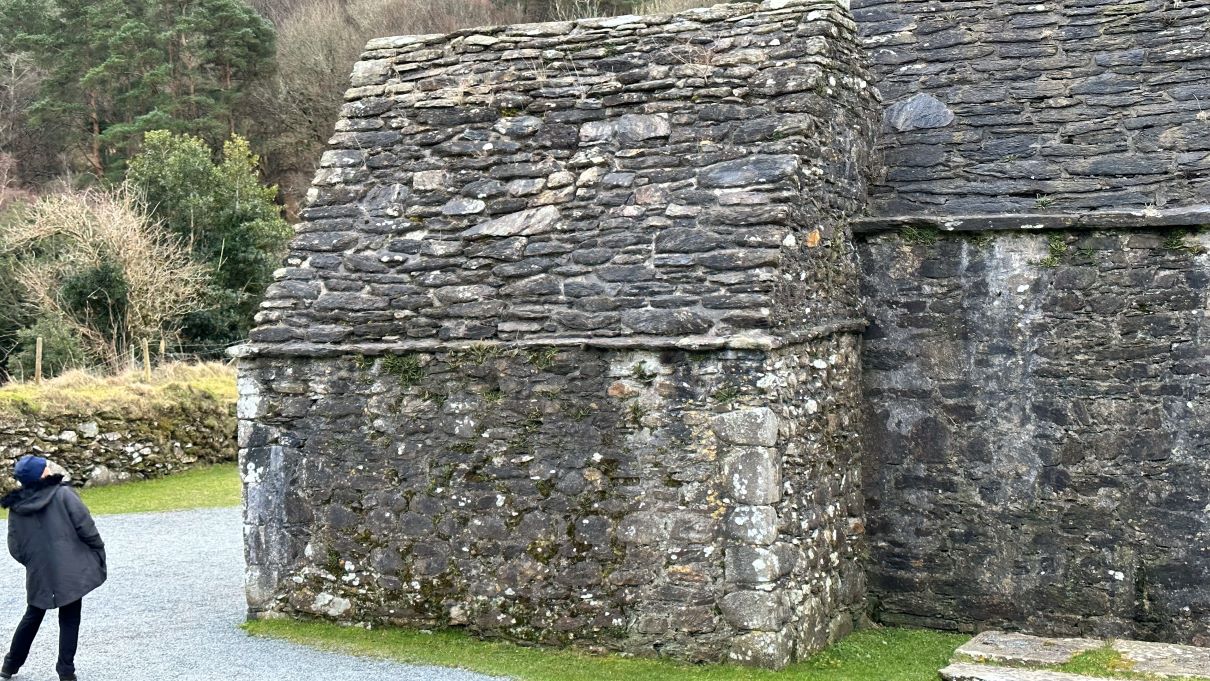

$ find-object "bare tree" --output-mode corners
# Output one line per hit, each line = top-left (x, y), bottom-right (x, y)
(249, 0), (525, 212)
(0, 51), (69, 187)
(0, 53), (39, 153)
(1, 189), (210, 369)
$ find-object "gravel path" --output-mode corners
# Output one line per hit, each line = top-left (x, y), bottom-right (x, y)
(0, 507), (499, 681)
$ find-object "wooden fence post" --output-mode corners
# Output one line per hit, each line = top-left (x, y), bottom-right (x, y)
(34, 336), (43, 385)
(142, 339), (151, 382)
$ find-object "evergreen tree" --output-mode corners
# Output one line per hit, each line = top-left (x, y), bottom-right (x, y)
(126, 131), (289, 352)
(0, 0), (274, 180)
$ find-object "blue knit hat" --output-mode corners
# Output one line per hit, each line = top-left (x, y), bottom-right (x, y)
(14, 456), (47, 487)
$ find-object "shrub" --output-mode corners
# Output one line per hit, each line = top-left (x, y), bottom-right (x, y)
(0, 188), (209, 368)
(126, 131), (290, 353)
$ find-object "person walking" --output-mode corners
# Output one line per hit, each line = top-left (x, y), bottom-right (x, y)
(0, 456), (106, 681)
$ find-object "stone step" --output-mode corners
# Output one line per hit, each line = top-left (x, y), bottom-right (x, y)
(940, 663), (1115, 681)
(1115, 639), (1210, 678)
(955, 631), (1101, 666)
(954, 631), (1210, 678)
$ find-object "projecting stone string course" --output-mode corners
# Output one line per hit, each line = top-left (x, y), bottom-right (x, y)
(237, 0), (1210, 670)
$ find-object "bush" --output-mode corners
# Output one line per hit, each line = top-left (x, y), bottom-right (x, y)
(8, 317), (90, 381)
(0, 188), (209, 368)
(126, 131), (290, 353)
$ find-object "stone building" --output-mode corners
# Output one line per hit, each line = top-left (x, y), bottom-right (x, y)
(236, 0), (1210, 669)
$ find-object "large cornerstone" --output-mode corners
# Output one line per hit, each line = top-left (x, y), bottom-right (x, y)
(238, 0), (878, 668)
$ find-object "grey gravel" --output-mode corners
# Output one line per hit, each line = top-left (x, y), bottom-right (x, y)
(0, 507), (500, 681)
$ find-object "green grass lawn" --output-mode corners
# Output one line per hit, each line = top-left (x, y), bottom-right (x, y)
(78, 463), (240, 515)
(245, 620), (968, 681)
(2, 463), (240, 518)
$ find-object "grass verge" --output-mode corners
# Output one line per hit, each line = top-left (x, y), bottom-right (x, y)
(244, 620), (968, 681)
(79, 463), (240, 516)
(0, 361), (236, 417)
(2, 463), (240, 518)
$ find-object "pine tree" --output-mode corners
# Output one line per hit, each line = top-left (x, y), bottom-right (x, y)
(0, 0), (274, 180)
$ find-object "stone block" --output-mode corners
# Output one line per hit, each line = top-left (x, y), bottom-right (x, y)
(721, 447), (781, 505)
(698, 155), (800, 188)
(883, 93), (955, 132)
(461, 206), (562, 239)
(713, 408), (780, 446)
(620, 308), (713, 335)
(725, 505), (779, 545)
(729, 630), (794, 669)
(725, 545), (781, 584)
(720, 589), (789, 631)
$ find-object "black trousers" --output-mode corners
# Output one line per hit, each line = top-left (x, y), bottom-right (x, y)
(2, 599), (82, 678)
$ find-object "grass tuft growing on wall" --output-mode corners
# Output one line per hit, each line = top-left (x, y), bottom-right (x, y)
(243, 620), (968, 681)
(898, 226), (939, 246)
(0, 361), (236, 418)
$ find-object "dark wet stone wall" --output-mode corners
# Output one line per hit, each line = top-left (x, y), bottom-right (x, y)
(858, 226), (1210, 645)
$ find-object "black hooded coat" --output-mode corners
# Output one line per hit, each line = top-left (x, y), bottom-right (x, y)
(1, 476), (106, 609)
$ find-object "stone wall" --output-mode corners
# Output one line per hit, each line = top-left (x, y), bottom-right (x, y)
(242, 336), (864, 666)
(858, 223), (1210, 645)
(240, 0), (878, 669)
(855, 0), (1210, 216)
(0, 398), (237, 490)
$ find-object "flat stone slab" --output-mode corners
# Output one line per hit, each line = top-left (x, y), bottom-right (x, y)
(1116, 639), (1210, 678)
(957, 632), (1103, 666)
(940, 663), (1114, 681)
(955, 631), (1210, 679)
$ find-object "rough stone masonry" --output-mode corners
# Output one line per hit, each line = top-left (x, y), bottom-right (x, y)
(854, 0), (1210, 649)
(237, 0), (1210, 669)
(238, 0), (878, 669)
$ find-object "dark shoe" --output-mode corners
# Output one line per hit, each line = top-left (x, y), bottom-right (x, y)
(1, 669), (13, 679)
(60, 676), (77, 681)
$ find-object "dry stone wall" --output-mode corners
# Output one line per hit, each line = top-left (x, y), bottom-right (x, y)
(249, 0), (877, 348)
(0, 400), (236, 490)
(240, 0), (878, 669)
(855, 0), (1210, 216)
(242, 337), (864, 666)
